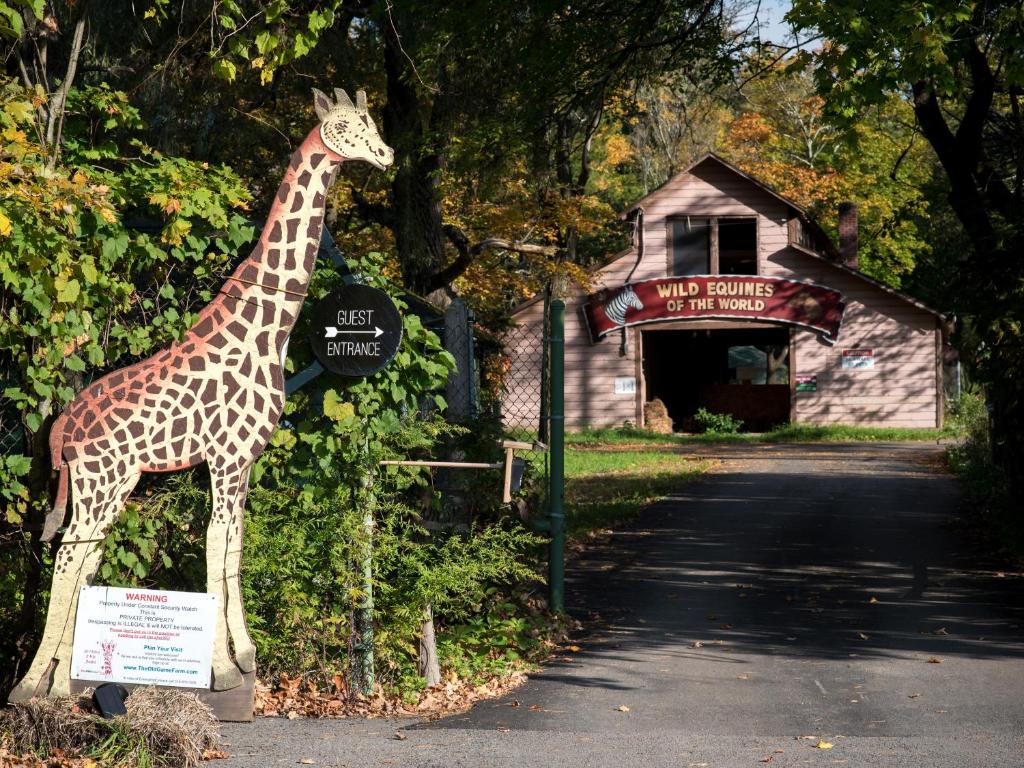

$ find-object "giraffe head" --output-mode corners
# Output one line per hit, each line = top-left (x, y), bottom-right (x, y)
(313, 87), (394, 171)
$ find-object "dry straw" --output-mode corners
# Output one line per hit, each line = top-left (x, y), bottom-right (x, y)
(0, 687), (221, 767)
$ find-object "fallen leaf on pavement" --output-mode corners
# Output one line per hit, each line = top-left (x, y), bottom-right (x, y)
(616, 705), (630, 712)
(927, 657), (943, 664)
(691, 640), (704, 648)
(934, 627), (949, 635)
(298, 760), (316, 765)
(737, 673), (751, 680)
(869, 596), (879, 604)
(287, 710), (301, 719)
(814, 740), (834, 750)
(759, 756), (774, 763)
(567, 645), (582, 652)
(858, 632), (870, 640)
(908, 693), (922, 699)
(528, 704), (543, 711)
(393, 731), (407, 741)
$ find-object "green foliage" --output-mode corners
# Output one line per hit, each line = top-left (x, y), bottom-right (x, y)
(436, 595), (553, 683)
(946, 390), (1020, 556)
(0, 76), (253, 523)
(0, 0), (42, 41)
(694, 407), (744, 435)
(145, 0), (346, 85)
(95, 474), (208, 590)
(786, 0), (1021, 119)
(88, 719), (159, 768)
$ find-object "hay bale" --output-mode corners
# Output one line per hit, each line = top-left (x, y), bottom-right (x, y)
(0, 693), (105, 755)
(0, 687), (221, 767)
(123, 687), (221, 766)
(644, 398), (674, 434)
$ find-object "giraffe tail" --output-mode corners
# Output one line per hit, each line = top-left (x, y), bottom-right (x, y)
(43, 412), (71, 543)
(41, 461), (69, 543)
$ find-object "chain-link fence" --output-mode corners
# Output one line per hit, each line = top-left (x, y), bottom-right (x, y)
(496, 306), (549, 442)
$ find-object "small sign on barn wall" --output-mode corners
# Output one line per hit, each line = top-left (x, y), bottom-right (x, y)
(614, 377), (637, 395)
(841, 348), (875, 369)
(795, 374), (817, 392)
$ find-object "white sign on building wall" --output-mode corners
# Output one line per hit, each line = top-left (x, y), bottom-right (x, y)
(842, 348), (875, 369)
(614, 377), (637, 395)
(71, 586), (217, 689)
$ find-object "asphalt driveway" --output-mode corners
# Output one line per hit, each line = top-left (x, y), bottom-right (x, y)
(222, 442), (1024, 767)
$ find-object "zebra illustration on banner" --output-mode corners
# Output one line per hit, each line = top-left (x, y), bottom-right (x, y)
(604, 285), (644, 326)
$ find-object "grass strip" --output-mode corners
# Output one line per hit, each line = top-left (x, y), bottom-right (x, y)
(566, 423), (955, 446)
(564, 448), (712, 537)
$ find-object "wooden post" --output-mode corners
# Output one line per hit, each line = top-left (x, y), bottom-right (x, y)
(445, 298), (474, 421)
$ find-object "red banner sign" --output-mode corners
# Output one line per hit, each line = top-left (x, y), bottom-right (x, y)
(583, 276), (846, 343)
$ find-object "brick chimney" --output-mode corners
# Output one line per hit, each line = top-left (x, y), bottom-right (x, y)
(838, 202), (859, 269)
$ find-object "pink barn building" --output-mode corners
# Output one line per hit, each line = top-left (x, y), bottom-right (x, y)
(507, 155), (949, 432)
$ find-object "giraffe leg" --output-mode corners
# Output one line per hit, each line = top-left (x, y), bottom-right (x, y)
(222, 466), (256, 673)
(206, 460), (252, 690)
(9, 468), (139, 701)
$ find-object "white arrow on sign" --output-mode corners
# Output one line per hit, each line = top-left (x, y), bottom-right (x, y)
(324, 326), (384, 338)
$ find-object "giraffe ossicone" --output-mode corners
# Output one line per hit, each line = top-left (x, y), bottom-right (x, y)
(9, 87), (393, 703)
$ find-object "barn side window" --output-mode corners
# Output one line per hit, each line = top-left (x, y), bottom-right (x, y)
(669, 216), (758, 275)
(718, 219), (758, 275)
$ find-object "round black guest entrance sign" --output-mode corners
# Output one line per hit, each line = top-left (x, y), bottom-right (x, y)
(309, 284), (403, 377)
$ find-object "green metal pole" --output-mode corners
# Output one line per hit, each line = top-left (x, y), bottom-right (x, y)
(548, 299), (565, 614)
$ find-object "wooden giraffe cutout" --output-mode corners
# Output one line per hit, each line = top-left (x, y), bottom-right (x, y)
(9, 88), (394, 702)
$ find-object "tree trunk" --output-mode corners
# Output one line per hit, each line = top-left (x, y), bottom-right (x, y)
(382, 13), (448, 296)
(417, 604), (441, 686)
(910, 76), (1024, 499)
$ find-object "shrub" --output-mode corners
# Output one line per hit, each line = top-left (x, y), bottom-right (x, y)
(946, 389), (1019, 556)
(694, 408), (743, 434)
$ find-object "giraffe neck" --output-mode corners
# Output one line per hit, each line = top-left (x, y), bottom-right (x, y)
(219, 129), (343, 337)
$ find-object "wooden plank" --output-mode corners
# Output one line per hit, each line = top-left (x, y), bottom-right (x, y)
(796, 397), (936, 406)
(789, 327), (797, 423)
(71, 671), (255, 722)
(634, 327), (645, 426)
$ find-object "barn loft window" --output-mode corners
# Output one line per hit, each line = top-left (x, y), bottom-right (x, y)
(669, 217), (710, 275)
(669, 217), (758, 276)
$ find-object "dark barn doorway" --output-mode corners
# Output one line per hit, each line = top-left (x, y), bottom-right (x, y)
(642, 327), (791, 432)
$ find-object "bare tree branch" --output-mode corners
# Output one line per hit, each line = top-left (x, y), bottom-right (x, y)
(45, 3), (90, 168)
(424, 224), (558, 293)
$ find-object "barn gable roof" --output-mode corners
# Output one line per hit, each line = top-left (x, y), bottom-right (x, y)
(511, 153), (945, 321)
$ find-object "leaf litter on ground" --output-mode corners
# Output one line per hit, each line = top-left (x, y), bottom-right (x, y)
(254, 669), (528, 720)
